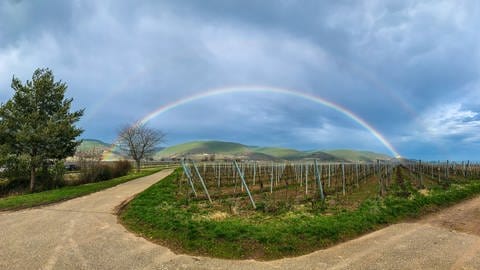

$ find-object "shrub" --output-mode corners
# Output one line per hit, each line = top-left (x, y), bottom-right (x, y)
(0, 155), (31, 196)
(77, 147), (103, 183)
(112, 160), (132, 178)
(78, 160), (132, 184)
(96, 164), (113, 181)
(0, 156), (66, 196)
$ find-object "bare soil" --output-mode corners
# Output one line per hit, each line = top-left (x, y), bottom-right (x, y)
(421, 196), (480, 236)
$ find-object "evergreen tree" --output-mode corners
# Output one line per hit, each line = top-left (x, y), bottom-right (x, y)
(0, 68), (84, 191)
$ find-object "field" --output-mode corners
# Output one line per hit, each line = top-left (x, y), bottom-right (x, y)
(180, 160), (385, 214)
(178, 160), (480, 214)
(121, 159), (480, 259)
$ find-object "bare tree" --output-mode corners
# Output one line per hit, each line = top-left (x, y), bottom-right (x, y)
(117, 124), (165, 172)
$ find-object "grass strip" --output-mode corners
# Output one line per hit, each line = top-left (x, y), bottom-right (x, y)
(120, 169), (480, 260)
(0, 167), (164, 211)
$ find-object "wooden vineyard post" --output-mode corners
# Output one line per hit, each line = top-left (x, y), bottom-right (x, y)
(181, 160), (197, 197)
(300, 164), (303, 187)
(431, 163), (434, 179)
(363, 164), (367, 184)
(341, 162), (346, 196)
(446, 160), (449, 179)
(437, 161), (441, 184)
(385, 163), (389, 188)
(233, 161), (256, 209)
(377, 160), (384, 197)
(276, 165), (280, 186)
(240, 163), (245, 192)
(467, 160), (470, 177)
(253, 162), (256, 186)
(419, 160), (423, 188)
(314, 160), (325, 201)
(217, 163), (221, 188)
(355, 162), (359, 188)
(191, 160), (213, 204)
(270, 162), (274, 193)
(328, 163), (331, 188)
(305, 163), (309, 195)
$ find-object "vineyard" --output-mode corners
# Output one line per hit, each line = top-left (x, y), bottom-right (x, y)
(179, 159), (480, 214)
(122, 159), (480, 259)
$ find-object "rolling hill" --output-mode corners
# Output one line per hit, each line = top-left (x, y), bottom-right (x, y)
(75, 139), (392, 162)
(74, 139), (126, 160)
(324, 149), (391, 162)
(157, 141), (249, 156)
(75, 139), (111, 152)
(154, 140), (391, 162)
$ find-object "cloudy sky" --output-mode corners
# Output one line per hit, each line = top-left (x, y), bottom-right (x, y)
(1, 0), (479, 160)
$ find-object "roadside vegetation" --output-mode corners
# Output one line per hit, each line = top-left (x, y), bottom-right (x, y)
(120, 166), (480, 260)
(0, 166), (164, 211)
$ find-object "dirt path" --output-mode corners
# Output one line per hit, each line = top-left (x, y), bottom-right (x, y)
(1, 171), (480, 269)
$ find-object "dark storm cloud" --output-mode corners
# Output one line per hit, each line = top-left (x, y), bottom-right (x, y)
(0, 0), (74, 48)
(1, 0), (479, 159)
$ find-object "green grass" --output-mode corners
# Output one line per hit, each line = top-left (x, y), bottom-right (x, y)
(253, 147), (305, 159)
(120, 169), (480, 260)
(0, 167), (164, 211)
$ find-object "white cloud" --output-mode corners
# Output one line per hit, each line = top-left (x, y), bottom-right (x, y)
(415, 103), (480, 143)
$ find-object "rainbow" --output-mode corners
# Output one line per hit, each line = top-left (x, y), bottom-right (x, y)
(103, 86), (401, 160)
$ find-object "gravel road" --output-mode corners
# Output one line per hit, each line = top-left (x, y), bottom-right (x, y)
(1, 170), (479, 270)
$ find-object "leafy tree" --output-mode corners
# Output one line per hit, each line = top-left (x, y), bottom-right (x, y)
(0, 68), (84, 191)
(118, 124), (165, 172)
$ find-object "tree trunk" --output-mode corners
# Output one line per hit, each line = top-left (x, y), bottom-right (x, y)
(30, 165), (36, 192)
(135, 160), (141, 173)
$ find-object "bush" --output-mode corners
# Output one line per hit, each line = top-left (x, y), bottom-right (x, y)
(96, 164), (113, 181)
(1, 155), (31, 196)
(0, 156), (66, 196)
(112, 160), (132, 178)
(78, 160), (132, 184)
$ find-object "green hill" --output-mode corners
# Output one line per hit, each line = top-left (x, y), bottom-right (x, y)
(154, 140), (388, 162)
(76, 139), (111, 152)
(75, 139), (125, 160)
(77, 139), (391, 162)
(154, 141), (268, 160)
(254, 147), (305, 159)
(301, 151), (341, 161)
(157, 141), (250, 157)
(325, 149), (391, 162)
(253, 147), (341, 161)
